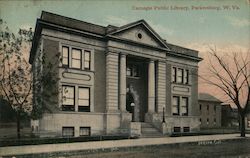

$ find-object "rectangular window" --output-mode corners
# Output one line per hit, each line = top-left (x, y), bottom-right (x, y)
(126, 65), (140, 77)
(172, 67), (176, 82)
(200, 104), (202, 110)
(177, 68), (183, 83)
(62, 86), (75, 111)
(207, 105), (209, 111)
(126, 67), (132, 76)
(62, 127), (74, 137)
(79, 127), (91, 136)
(71, 48), (81, 69)
(62, 46), (69, 67)
(184, 70), (189, 84)
(172, 96), (179, 115)
(78, 87), (90, 112)
(183, 127), (190, 132)
(84, 50), (91, 70)
(207, 118), (209, 125)
(181, 97), (188, 116)
(214, 118), (216, 124)
(133, 66), (139, 77)
(173, 127), (181, 133)
(62, 46), (92, 70)
(214, 105), (216, 112)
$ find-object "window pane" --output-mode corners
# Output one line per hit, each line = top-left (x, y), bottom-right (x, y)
(72, 59), (81, 68)
(126, 67), (132, 76)
(184, 70), (189, 84)
(62, 47), (69, 66)
(177, 68), (183, 83)
(84, 61), (90, 69)
(62, 86), (74, 105)
(72, 49), (81, 59)
(84, 51), (90, 61)
(63, 57), (68, 65)
(80, 127), (90, 136)
(172, 106), (178, 114)
(172, 96), (179, 115)
(173, 97), (178, 106)
(78, 99), (89, 106)
(172, 67), (176, 82)
(79, 88), (89, 99)
(62, 127), (74, 137)
(133, 66), (139, 77)
(78, 88), (90, 107)
(181, 97), (188, 115)
(63, 86), (74, 98)
(62, 47), (69, 57)
(63, 98), (74, 105)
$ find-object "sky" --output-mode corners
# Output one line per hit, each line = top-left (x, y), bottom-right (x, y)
(0, 0), (249, 102)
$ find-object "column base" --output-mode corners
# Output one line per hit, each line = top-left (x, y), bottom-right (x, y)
(130, 122), (141, 137)
(104, 112), (121, 135)
(120, 112), (132, 134)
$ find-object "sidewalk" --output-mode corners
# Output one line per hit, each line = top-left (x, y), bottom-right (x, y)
(0, 134), (248, 156)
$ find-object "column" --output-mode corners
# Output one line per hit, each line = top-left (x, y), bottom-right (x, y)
(148, 60), (155, 113)
(156, 61), (166, 113)
(106, 52), (119, 112)
(119, 53), (126, 112)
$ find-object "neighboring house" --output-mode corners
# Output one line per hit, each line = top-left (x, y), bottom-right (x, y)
(29, 11), (202, 137)
(198, 93), (222, 128)
(221, 104), (239, 128)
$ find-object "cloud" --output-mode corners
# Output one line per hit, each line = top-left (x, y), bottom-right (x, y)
(225, 16), (250, 28)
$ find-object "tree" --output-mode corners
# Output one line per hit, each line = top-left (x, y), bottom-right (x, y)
(0, 19), (61, 139)
(0, 19), (33, 139)
(200, 47), (250, 137)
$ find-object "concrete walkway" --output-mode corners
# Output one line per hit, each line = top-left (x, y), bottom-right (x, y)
(0, 134), (248, 156)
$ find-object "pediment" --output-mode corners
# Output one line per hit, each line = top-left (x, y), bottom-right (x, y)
(108, 20), (169, 49)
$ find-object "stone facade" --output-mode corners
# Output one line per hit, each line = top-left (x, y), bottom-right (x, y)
(29, 11), (202, 137)
(198, 93), (222, 128)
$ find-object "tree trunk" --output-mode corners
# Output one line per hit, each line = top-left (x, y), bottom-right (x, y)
(16, 110), (21, 139)
(240, 113), (246, 137)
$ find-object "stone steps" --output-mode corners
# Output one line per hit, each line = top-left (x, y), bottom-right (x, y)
(141, 122), (163, 138)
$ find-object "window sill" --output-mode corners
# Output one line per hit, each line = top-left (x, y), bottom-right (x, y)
(59, 67), (94, 73)
(126, 76), (140, 79)
(172, 82), (191, 86)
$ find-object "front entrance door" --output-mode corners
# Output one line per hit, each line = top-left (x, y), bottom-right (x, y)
(126, 57), (148, 122)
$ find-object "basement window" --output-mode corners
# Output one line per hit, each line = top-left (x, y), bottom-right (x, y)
(80, 127), (91, 136)
(173, 127), (181, 133)
(183, 127), (190, 132)
(62, 127), (74, 137)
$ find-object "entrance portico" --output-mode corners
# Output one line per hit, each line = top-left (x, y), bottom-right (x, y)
(119, 54), (159, 122)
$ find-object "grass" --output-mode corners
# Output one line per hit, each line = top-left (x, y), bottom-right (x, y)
(64, 138), (250, 158)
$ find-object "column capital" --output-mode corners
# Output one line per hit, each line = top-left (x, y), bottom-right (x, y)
(149, 59), (155, 63)
(106, 47), (119, 56)
(120, 52), (127, 57)
(158, 59), (166, 63)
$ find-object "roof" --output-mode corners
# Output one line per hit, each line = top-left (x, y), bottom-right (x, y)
(107, 19), (170, 49)
(198, 93), (222, 103)
(166, 43), (199, 58)
(29, 11), (202, 64)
